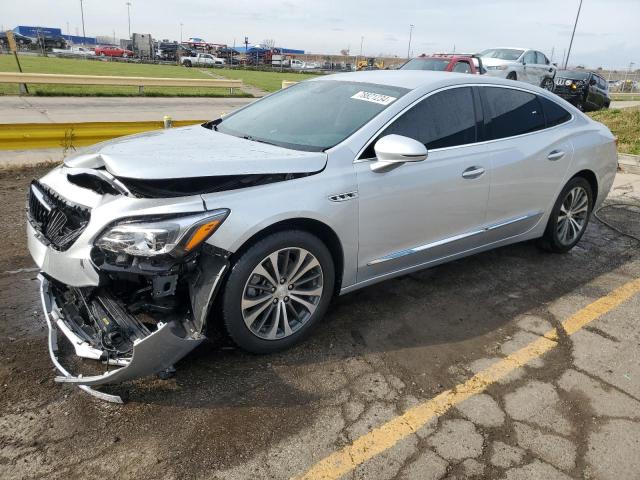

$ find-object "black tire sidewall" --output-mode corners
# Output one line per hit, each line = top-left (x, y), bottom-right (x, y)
(543, 177), (593, 253)
(221, 230), (335, 354)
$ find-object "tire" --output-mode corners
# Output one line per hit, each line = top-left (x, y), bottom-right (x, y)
(184, 60), (192, 67)
(541, 77), (554, 91)
(538, 176), (593, 253)
(221, 230), (335, 354)
(507, 72), (517, 80)
(575, 99), (585, 111)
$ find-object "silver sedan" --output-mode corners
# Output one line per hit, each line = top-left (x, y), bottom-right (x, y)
(27, 71), (617, 398)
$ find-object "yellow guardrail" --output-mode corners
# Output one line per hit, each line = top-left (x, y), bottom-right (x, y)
(0, 72), (242, 89)
(282, 80), (299, 89)
(0, 120), (207, 150)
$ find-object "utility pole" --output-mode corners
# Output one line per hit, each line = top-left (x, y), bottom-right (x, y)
(407, 24), (414, 59)
(564, 0), (583, 69)
(180, 23), (183, 43)
(79, 0), (86, 45)
(126, 2), (132, 39)
(358, 35), (364, 65)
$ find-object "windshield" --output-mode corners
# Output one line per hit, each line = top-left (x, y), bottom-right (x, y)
(480, 48), (524, 61)
(401, 58), (450, 71)
(215, 80), (409, 151)
(557, 70), (590, 80)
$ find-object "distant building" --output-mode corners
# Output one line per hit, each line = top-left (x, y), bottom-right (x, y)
(13, 25), (96, 45)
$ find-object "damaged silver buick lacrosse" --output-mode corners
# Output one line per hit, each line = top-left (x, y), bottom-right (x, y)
(27, 71), (617, 401)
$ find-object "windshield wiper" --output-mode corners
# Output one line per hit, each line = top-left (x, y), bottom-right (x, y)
(242, 135), (278, 147)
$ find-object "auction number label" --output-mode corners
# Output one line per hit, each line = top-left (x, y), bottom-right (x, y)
(351, 91), (397, 105)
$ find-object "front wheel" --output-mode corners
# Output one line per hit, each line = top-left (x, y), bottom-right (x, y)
(538, 177), (593, 253)
(183, 60), (192, 67)
(221, 230), (335, 353)
(507, 72), (517, 80)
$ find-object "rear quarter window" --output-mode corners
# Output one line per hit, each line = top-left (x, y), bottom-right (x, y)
(539, 96), (572, 127)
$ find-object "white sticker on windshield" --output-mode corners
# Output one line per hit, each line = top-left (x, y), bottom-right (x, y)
(351, 91), (397, 105)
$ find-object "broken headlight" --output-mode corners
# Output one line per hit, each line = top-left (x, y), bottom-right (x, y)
(95, 209), (229, 257)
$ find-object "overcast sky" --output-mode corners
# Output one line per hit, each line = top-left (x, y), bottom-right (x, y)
(3, 0), (638, 69)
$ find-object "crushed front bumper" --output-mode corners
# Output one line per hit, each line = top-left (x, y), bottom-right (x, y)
(36, 246), (229, 403)
(40, 275), (205, 402)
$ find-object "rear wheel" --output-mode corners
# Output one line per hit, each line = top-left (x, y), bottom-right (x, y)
(538, 177), (593, 253)
(221, 230), (335, 353)
(541, 77), (554, 91)
(184, 60), (192, 67)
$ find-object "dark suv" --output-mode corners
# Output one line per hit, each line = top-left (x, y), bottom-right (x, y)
(553, 70), (610, 111)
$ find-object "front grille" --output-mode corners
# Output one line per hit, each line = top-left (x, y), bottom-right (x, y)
(28, 180), (91, 251)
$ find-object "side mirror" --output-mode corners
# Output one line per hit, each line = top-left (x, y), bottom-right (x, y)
(371, 134), (427, 173)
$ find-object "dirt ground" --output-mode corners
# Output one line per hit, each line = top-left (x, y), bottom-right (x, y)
(1, 166), (640, 480)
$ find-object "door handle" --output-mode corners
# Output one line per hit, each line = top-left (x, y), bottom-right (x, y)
(547, 150), (565, 161)
(462, 166), (485, 179)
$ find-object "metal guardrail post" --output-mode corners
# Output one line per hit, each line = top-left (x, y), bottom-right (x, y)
(163, 115), (172, 129)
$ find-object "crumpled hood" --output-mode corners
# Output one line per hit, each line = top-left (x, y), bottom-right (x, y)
(64, 125), (327, 180)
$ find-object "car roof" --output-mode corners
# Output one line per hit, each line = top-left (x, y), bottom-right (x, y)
(313, 70), (543, 92)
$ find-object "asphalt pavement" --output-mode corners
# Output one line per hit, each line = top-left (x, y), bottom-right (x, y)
(0, 96), (255, 124)
(1, 164), (639, 479)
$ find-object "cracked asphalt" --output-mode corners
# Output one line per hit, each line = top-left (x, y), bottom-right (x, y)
(1, 166), (639, 480)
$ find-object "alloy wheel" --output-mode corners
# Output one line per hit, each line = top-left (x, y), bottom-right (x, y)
(556, 186), (589, 245)
(241, 247), (324, 340)
(542, 78), (554, 91)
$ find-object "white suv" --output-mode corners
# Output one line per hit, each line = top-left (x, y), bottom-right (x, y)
(480, 48), (556, 91)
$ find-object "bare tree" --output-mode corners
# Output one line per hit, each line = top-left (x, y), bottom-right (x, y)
(262, 39), (276, 50)
(340, 48), (350, 56)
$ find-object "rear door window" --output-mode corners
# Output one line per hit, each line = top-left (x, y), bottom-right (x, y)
(536, 52), (548, 65)
(480, 87), (545, 140)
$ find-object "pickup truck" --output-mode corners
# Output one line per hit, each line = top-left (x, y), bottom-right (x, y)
(401, 54), (485, 75)
(181, 53), (225, 67)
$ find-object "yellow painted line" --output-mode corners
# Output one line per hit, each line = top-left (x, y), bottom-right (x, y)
(295, 277), (640, 480)
(0, 120), (207, 150)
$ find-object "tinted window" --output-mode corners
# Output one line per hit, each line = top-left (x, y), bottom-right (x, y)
(401, 58), (451, 71)
(539, 96), (571, 127)
(363, 87), (476, 157)
(453, 61), (471, 73)
(481, 87), (545, 140)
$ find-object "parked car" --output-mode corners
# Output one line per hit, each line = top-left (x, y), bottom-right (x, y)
(553, 70), (611, 111)
(401, 53), (484, 74)
(181, 52), (225, 67)
(27, 71), (616, 398)
(0, 31), (32, 48)
(95, 45), (134, 58)
(480, 47), (556, 90)
(35, 35), (67, 51)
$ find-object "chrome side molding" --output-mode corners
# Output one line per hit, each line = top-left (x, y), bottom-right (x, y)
(368, 211), (543, 266)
